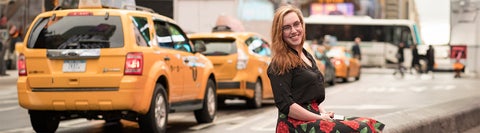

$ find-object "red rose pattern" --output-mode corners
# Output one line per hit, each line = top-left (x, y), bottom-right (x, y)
(340, 120), (360, 130)
(310, 100), (319, 112)
(319, 120), (336, 132)
(276, 121), (289, 133)
(275, 104), (384, 133)
(287, 117), (316, 128)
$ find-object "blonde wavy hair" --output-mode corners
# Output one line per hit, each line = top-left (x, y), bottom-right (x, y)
(269, 5), (306, 75)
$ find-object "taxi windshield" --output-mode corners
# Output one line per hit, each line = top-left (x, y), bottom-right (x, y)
(191, 38), (237, 56)
(27, 15), (124, 49)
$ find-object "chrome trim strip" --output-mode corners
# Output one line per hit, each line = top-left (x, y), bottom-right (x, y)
(47, 49), (101, 59)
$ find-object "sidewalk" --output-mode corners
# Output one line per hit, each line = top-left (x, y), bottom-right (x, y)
(374, 95), (480, 133)
(363, 68), (480, 133)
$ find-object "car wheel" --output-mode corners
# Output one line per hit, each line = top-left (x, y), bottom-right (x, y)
(355, 68), (361, 81)
(328, 68), (336, 86)
(247, 80), (262, 108)
(194, 79), (217, 123)
(328, 78), (336, 86)
(29, 110), (60, 133)
(139, 83), (168, 133)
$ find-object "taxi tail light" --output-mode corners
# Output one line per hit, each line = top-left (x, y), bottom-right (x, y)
(18, 53), (27, 76)
(236, 49), (249, 70)
(332, 59), (342, 66)
(124, 52), (143, 75)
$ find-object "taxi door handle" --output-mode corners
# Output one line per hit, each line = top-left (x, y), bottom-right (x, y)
(164, 56), (170, 61)
(184, 59), (189, 63)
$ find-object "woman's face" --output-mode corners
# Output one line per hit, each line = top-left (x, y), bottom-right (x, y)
(282, 12), (303, 48)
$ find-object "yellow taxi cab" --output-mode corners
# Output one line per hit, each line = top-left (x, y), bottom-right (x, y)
(326, 46), (361, 82)
(188, 26), (272, 108)
(304, 43), (336, 86)
(15, 1), (217, 132)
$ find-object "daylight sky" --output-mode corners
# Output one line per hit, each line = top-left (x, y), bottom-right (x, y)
(414, 0), (450, 45)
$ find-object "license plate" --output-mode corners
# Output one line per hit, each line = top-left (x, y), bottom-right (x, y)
(63, 60), (86, 72)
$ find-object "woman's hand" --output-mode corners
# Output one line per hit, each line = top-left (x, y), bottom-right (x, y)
(319, 113), (332, 120)
(326, 111), (335, 118)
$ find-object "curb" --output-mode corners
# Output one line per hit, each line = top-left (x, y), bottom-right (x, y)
(374, 96), (480, 133)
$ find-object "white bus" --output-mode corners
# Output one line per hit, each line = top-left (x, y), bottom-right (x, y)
(304, 15), (424, 68)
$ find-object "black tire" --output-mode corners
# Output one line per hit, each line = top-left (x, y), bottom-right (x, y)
(138, 84), (168, 133)
(328, 68), (336, 86)
(246, 80), (262, 109)
(355, 68), (361, 81)
(328, 78), (336, 86)
(342, 68), (349, 83)
(194, 79), (217, 123)
(29, 110), (60, 133)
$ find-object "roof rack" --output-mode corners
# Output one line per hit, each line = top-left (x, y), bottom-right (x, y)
(122, 5), (154, 13)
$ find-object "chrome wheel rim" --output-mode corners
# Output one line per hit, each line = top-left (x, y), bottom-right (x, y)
(207, 87), (216, 116)
(154, 94), (167, 128)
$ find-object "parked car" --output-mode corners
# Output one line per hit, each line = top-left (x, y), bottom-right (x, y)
(16, 1), (217, 133)
(326, 46), (361, 82)
(188, 27), (273, 108)
(304, 42), (336, 86)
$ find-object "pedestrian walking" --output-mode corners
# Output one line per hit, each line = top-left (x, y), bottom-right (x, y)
(267, 5), (384, 133)
(453, 50), (464, 78)
(426, 45), (435, 78)
(393, 42), (406, 77)
(0, 15), (9, 76)
(410, 44), (422, 74)
(351, 37), (362, 60)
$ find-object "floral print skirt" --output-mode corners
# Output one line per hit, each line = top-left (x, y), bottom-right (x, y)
(275, 101), (385, 133)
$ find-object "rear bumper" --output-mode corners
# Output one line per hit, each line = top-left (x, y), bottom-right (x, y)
(17, 76), (153, 114)
(217, 80), (255, 98)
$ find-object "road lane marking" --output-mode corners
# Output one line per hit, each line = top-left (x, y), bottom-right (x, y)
(2, 127), (33, 133)
(59, 119), (89, 126)
(0, 106), (19, 112)
(250, 113), (276, 131)
(60, 120), (104, 128)
(0, 93), (17, 99)
(226, 111), (272, 130)
(0, 100), (18, 104)
(189, 116), (245, 130)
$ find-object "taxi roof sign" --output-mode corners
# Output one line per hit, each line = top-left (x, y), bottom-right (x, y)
(78, 0), (102, 9)
(59, 0), (136, 9)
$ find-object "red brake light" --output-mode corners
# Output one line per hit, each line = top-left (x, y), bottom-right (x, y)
(18, 54), (27, 76)
(68, 12), (93, 16)
(124, 52), (143, 75)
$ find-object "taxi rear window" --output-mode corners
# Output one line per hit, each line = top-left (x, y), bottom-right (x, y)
(190, 38), (237, 56)
(27, 16), (124, 49)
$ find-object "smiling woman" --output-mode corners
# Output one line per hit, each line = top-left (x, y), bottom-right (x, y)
(268, 5), (385, 133)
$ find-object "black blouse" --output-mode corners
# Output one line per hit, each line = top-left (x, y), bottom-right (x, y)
(267, 48), (326, 115)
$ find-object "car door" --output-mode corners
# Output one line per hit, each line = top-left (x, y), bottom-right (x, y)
(246, 35), (273, 98)
(153, 20), (184, 102)
(165, 23), (200, 101)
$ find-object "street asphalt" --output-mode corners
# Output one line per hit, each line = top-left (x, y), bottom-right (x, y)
(1, 69), (480, 133)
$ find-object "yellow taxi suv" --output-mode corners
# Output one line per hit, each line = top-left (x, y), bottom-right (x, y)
(188, 26), (272, 108)
(16, 1), (217, 133)
(304, 42), (336, 86)
(327, 46), (361, 82)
